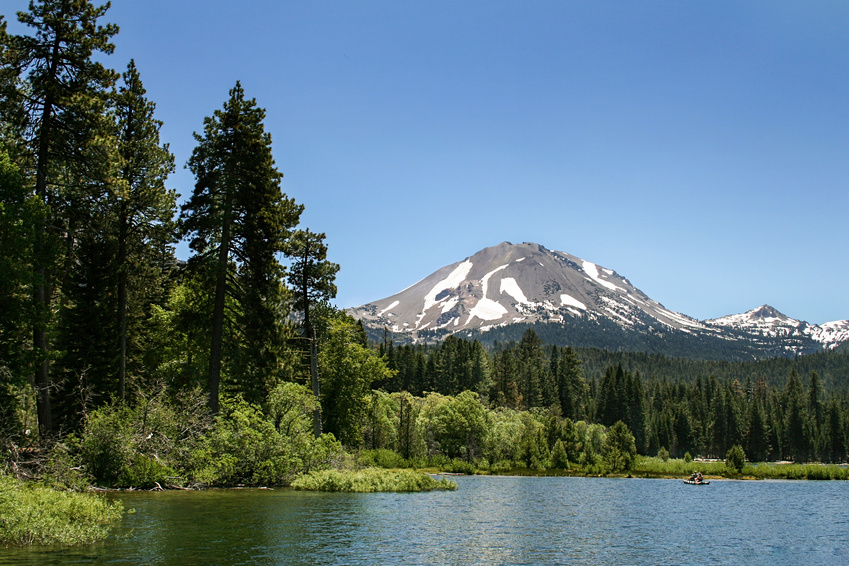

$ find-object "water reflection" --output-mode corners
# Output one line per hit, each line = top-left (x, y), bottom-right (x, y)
(1, 477), (847, 565)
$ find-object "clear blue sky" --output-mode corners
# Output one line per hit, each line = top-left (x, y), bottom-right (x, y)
(6, 1), (849, 324)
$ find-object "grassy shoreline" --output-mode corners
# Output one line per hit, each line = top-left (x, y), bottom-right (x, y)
(409, 455), (849, 481)
(291, 467), (458, 492)
(0, 473), (124, 547)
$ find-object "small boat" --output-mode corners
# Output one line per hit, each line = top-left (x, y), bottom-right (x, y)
(682, 479), (710, 485)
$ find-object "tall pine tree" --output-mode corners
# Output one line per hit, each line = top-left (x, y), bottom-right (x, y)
(285, 229), (338, 435)
(2, 0), (118, 434)
(111, 60), (177, 400)
(181, 82), (301, 413)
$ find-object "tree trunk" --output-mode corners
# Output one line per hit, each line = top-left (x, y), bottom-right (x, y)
(31, 34), (63, 437)
(310, 327), (321, 438)
(207, 209), (231, 414)
(117, 200), (128, 401)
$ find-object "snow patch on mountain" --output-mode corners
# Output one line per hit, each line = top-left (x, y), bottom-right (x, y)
(378, 300), (399, 317)
(561, 294), (587, 310)
(501, 277), (529, 304)
(422, 260), (473, 312)
(582, 260), (625, 293)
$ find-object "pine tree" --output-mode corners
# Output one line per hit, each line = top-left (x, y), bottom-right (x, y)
(782, 369), (808, 462)
(111, 60), (177, 400)
(285, 229), (338, 436)
(2, 0), (118, 434)
(181, 82), (302, 413)
(0, 149), (43, 435)
(516, 329), (545, 408)
(555, 346), (583, 420)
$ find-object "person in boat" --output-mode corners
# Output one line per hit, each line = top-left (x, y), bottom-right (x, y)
(688, 471), (704, 483)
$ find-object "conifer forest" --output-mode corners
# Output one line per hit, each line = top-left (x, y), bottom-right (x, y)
(1, 2), (848, 496)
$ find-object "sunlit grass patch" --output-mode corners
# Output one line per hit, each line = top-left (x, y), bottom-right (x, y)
(291, 467), (458, 492)
(0, 473), (123, 546)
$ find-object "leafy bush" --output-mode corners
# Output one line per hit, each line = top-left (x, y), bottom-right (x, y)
(657, 447), (670, 462)
(725, 445), (746, 474)
(0, 472), (123, 546)
(190, 383), (342, 486)
(550, 439), (570, 469)
(489, 459), (514, 473)
(358, 448), (407, 469)
(441, 458), (475, 475)
(602, 421), (637, 472)
(120, 454), (175, 489)
(78, 405), (135, 483)
(291, 467), (457, 492)
(74, 387), (213, 487)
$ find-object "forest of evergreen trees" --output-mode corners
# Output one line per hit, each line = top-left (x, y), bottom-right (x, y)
(376, 331), (849, 462)
(1, 3), (848, 492)
(0, 2), (368, 446)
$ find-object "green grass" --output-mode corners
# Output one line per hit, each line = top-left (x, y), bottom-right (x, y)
(741, 463), (849, 480)
(291, 467), (458, 492)
(0, 473), (124, 546)
(630, 457), (849, 480)
(631, 457), (729, 478)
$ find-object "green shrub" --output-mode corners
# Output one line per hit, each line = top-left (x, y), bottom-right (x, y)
(189, 385), (343, 486)
(684, 452), (693, 463)
(292, 467), (457, 492)
(489, 459), (514, 473)
(441, 458), (475, 475)
(0, 472), (123, 546)
(725, 445), (746, 474)
(78, 405), (134, 483)
(119, 454), (175, 488)
(657, 447), (670, 462)
(550, 439), (570, 469)
(358, 448), (406, 469)
(602, 421), (637, 472)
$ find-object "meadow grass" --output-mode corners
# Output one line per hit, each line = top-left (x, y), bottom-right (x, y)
(291, 467), (458, 492)
(631, 457), (849, 480)
(0, 472), (123, 546)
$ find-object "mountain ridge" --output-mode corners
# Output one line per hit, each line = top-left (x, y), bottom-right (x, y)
(347, 242), (848, 360)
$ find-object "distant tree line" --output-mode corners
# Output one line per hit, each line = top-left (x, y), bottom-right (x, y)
(377, 329), (849, 462)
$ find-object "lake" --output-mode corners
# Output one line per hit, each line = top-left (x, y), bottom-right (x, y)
(2, 476), (847, 565)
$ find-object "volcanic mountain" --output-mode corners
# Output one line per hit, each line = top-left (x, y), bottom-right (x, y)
(348, 242), (848, 360)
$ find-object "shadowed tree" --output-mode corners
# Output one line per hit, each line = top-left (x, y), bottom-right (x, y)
(285, 229), (338, 437)
(1, 0), (118, 434)
(181, 82), (302, 413)
(111, 60), (177, 400)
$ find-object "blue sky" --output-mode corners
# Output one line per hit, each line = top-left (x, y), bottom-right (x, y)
(6, 1), (849, 324)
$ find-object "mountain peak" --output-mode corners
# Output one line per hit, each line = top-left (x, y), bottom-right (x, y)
(749, 305), (791, 321)
(708, 305), (797, 327)
(348, 242), (849, 357)
(350, 241), (701, 337)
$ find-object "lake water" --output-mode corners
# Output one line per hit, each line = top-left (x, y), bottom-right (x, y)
(2, 476), (848, 565)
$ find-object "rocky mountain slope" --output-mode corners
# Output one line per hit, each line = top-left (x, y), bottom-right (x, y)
(348, 242), (848, 359)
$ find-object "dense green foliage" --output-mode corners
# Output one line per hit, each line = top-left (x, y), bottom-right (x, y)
(0, 2), (343, 450)
(378, 331), (849, 463)
(0, 472), (123, 546)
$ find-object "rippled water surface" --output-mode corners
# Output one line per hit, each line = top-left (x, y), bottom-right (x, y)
(2, 476), (848, 565)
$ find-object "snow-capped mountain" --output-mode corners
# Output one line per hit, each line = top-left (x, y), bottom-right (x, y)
(707, 305), (849, 351)
(348, 242), (848, 359)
